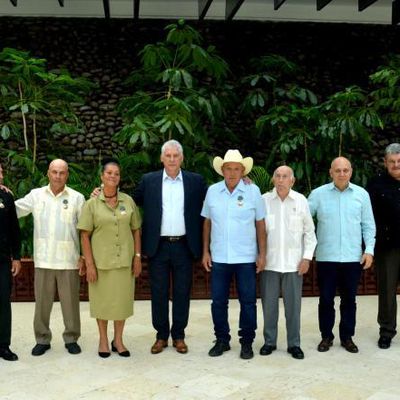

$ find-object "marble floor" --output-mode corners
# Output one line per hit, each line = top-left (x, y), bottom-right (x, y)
(1, 296), (400, 400)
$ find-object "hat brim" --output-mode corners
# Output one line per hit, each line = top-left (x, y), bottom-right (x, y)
(213, 156), (253, 176)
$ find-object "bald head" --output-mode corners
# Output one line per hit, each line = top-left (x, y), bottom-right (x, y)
(49, 159), (68, 171)
(273, 165), (295, 200)
(330, 157), (352, 191)
(48, 159), (69, 195)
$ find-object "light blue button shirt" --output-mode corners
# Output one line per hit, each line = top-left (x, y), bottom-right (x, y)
(308, 182), (376, 262)
(160, 169), (186, 236)
(201, 180), (266, 264)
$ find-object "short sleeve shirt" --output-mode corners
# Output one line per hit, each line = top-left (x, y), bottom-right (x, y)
(77, 191), (141, 270)
(201, 180), (266, 264)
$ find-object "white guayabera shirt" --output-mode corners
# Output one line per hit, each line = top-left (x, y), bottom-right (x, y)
(263, 188), (317, 273)
(15, 185), (85, 269)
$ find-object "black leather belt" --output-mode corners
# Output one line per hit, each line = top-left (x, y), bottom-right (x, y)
(161, 235), (186, 242)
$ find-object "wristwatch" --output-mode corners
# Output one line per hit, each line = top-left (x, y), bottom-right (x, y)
(135, 253), (141, 257)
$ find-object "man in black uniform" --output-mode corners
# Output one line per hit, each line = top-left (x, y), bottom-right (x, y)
(0, 162), (21, 361)
(367, 143), (400, 349)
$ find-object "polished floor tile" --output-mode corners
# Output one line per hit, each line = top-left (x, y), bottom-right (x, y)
(1, 296), (400, 400)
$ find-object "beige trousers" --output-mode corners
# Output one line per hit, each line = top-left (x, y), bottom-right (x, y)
(34, 268), (81, 345)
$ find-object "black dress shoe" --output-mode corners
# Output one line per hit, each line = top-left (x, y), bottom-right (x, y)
(259, 344), (277, 356)
(31, 343), (51, 356)
(341, 339), (359, 353)
(111, 340), (130, 357)
(65, 342), (81, 355)
(208, 340), (230, 357)
(287, 346), (304, 359)
(317, 338), (333, 352)
(0, 347), (18, 361)
(378, 336), (391, 349)
(240, 343), (254, 360)
(98, 351), (111, 358)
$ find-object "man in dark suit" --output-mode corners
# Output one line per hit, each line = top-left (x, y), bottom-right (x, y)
(134, 140), (207, 354)
(0, 162), (22, 361)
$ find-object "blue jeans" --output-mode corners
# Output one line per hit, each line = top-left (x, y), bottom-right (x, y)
(211, 262), (257, 344)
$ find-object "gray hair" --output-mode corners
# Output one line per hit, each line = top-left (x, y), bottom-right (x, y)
(161, 140), (183, 156)
(385, 143), (400, 156)
(273, 165), (295, 179)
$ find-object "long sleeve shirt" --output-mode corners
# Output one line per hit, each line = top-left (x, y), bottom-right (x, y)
(263, 188), (317, 273)
(0, 190), (21, 262)
(308, 182), (376, 263)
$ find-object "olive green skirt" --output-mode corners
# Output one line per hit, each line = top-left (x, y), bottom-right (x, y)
(88, 267), (135, 320)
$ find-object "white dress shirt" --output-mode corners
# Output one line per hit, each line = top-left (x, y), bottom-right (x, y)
(15, 185), (85, 269)
(263, 188), (317, 273)
(160, 169), (186, 236)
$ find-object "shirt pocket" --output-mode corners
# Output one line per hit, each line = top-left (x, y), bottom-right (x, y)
(56, 241), (75, 263)
(289, 214), (303, 233)
(60, 208), (74, 224)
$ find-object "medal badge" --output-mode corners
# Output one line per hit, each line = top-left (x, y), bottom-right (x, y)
(63, 199), (69, 209)
(237, 195), (244, 207)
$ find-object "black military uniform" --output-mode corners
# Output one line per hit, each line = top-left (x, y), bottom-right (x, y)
(367, 172), (400, 346)
(0, 189), (21, 360)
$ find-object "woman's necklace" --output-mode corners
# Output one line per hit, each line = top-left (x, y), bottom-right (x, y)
(104, 191), (117, 199)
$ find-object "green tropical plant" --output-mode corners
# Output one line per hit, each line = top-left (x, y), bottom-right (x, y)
(115, 19), (231, 171)
(0, 47), (94, 167)
(369, 54), (400, 125)
(241, 55), (320, 193)
(318, 85), (383, 157)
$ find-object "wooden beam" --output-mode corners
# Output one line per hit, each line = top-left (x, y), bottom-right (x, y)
(103, 0), (110, 19)
(358, 0), (378, 12)
(9, 0), (17, 6)
(393, 0), (400, 25)
(58, 0), (64, 6)
(133, 0), (140, 19)
(225, 0), (245, 20)
(274, 0), (287, 11)
(199, 0), (213, 20)
(316, 0), (333, 11)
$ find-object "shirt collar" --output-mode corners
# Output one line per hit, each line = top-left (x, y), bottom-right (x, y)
(328, 181), (354, 192)
(99, 190), (124, 203)
(221, 178), (245, 194)
(163, 169), (183, 182)
(271, 187), (295, 200)
(45, 184), (69, 198)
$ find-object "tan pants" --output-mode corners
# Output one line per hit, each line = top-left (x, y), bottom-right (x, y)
(34, 268), (81, 345)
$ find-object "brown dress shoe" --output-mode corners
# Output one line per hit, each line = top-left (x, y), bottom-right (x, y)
(341, 339), (359, 353)
(151, 339), (168, 354)
(173, 339), (188, 354)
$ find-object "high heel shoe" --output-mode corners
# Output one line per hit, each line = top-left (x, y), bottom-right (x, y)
(98, 351), (111, 358)
(111, 340), (130, 357)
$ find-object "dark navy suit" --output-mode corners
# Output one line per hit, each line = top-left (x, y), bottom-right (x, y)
(134, 169), (207, 340)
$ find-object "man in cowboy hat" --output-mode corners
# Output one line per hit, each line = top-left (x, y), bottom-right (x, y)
(202, 149), (266, 360)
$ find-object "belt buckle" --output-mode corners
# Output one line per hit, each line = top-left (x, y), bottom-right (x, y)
(169, 236), (180, 242)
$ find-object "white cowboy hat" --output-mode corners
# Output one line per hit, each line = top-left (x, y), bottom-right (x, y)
(213, 149), (253, 176)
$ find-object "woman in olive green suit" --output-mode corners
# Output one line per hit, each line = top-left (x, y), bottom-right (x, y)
(78, 159), (141, 358)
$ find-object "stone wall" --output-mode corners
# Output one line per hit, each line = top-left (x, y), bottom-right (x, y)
(1, 17), (400, 168)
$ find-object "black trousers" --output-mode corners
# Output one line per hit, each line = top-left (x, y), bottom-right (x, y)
(149, 239), (193, 340)
(0, 259), (12, 348)
(375, 248), (400, 339)
(317, 261), (362, 342)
